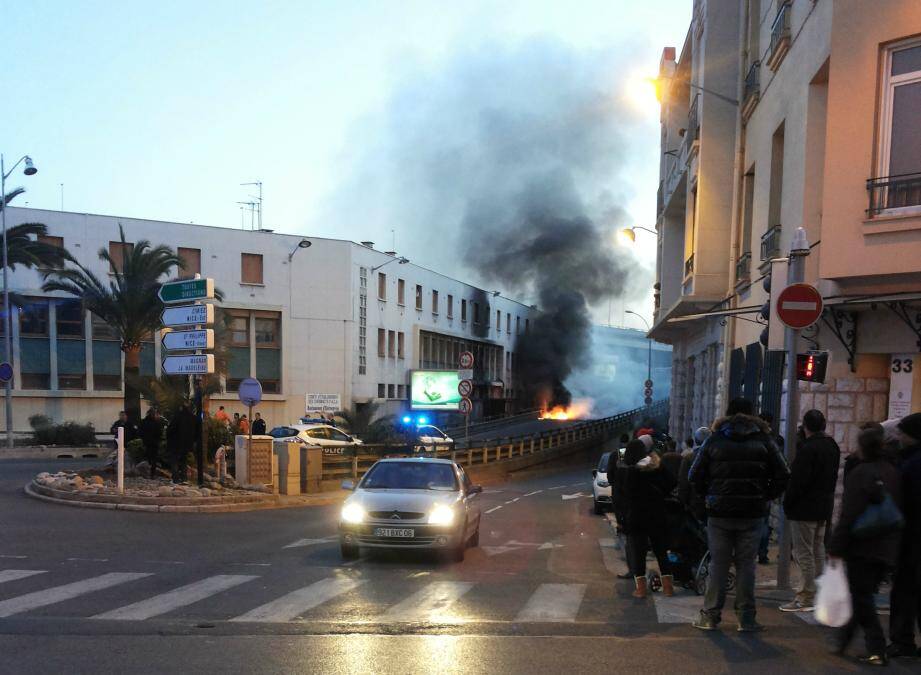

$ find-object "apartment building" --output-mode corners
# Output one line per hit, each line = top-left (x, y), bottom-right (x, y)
(652, 0), (921, 453)
(1, 207), (538, 433)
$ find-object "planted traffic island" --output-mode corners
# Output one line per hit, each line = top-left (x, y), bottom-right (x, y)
(23, 468), (337, 513)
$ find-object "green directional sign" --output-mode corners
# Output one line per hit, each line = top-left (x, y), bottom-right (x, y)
(158, 278), (214, 304)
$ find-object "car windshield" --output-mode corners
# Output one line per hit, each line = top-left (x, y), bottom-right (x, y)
(361, 462), (458, 491)
(268, 427), (296, 438)
(597, 452), (610, 471)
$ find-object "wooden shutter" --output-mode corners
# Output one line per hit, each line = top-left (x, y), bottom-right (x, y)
(241, 253), (263, 284)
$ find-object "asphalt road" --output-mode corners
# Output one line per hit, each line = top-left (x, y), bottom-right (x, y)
(0, 457), (914, 674)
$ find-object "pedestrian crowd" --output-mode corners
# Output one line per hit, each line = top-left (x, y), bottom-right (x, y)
(607, 398), (921, 666)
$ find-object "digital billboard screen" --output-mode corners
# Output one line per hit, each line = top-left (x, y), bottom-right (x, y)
(410, 370), (462, 411)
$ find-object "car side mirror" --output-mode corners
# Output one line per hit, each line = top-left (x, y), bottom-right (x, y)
(341, 480), (355, 491)
(592, 469), (598, 478)
(469, 485), (483, 495)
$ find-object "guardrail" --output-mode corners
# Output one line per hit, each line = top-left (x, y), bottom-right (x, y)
(443, 408), (541, 439)
(320, 399), (670, 484)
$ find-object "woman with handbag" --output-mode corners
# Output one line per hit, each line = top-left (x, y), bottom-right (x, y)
(827, 423), (904, 666)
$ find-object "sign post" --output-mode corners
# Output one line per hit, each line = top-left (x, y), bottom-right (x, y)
(458, 352), (475, 447)
(116, 426), (125, 495)
(777, 228), (813, 590)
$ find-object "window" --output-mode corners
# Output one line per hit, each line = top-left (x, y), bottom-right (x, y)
(55, 299), (86, 390)
(255, 312), (281, 393)
(398, 331), (405, 358)
(241, 253), (263, 284)
(359, 267), (368, 374)
(516, 316), (521, 334)
(388, 330), (396, 357)
(432, 290), (439, 314)
(92, 312), (121, 391)
(37, 235), (64, 268)
(377, 383), (386, 398)
(398, 278), (405, 305)
(397, 384), (405, 399)
(20, 299), (50, 389)
(388, 384), (395, 398)
(461, 299), (468, 322)
(378, 272), (387, 300)
(225, 310), (251, 392)
(415, 284), (423, 310)
(768, 122), (785, 236)
(473, 302), (480, 324)
(496, 310), (501, 330)
(378, 328), (386, 357)
(55, 300), (83, 338)
(177, 247), (201, 279)
(874, 40), (921, 213)
(328, 428), (352, 442)
(229, 313), (249, 346)
(525, 318), (530, 332)
(506, 313), (511, 333)
(447, 295), (453, 318)
(108, 241), (134, 274)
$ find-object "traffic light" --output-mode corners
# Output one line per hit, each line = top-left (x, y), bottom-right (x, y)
(796, 351), (828, 383)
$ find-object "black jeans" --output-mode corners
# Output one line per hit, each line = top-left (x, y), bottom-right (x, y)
(144, 444), (159, 478)
(889, 556), (921, 650)
(626, 527), (671, 577)
(170, 452), (187, 484)
(839, 557), (887, 656)
(703, 517), (761, 622)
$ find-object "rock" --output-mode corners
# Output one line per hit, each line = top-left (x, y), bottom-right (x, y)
(171, 488), (185, 497)
(199, 488), (211, 497)
(52, 479), (72, 490)
(207, 482), (221, 491)
(89, 475), (105, 486)
(185, 488), (202, 498)
(134, 461), (150, 475)
(71, 476), (85, 489)
(37, 472), (50, 480)
(203, 473), (216, 482)
(158, 486), (173, 497)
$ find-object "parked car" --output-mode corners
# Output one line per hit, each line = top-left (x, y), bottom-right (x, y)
(414, 425), (454, 453)
(591, 451), (612, 515)
(339, 457), (482, 561)
(267, 424), (363, 454)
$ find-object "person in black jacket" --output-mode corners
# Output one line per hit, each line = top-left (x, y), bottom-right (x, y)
(677, 426), (710, 521)
(251, 412), (267, 436)
(608, 434), (632, 580)
(780, 409), (841, 613)
(138, 408), (166, 478)
(828, 423), (903, 666)
(888, 413), (921, 659)
(689, 398), (790, 632)
(622, 438), (677, 599)
(109, 410), (138, 449)
(167, 404), (198, 484)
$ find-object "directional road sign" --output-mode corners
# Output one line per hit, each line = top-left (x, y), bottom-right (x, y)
(776, 283), (823, 329)
(459, 351), (474, 369)
(161, 329), (214, 351)
(162, 354), (215, 375)
(161, 304), (214, 327)
(458, 379), (473, 397)
(158, 278), (214, 304)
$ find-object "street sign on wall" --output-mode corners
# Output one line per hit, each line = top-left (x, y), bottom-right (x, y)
(306, 393), (341, 413)
(161, 304), (214, 327)
(161, 329), (214, 351)
(162, 354), (215, 375)
(158, 278), (215, 304)
(776, 283), (823, 329)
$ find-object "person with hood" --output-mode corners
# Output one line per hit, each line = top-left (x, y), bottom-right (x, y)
(780, 409), (841, 613)
(689, 398), (790, 632)
(138, 408), (166, 479)
(888, 413), (921, 659)
(828, 423), (903, 666)
(622, 438), (677, 599)
(166, 403), (198, 484)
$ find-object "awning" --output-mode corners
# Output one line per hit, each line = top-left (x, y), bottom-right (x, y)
(666, 304), (761, 324)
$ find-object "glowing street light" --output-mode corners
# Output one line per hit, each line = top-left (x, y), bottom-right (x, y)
(618, 225), (657, 246)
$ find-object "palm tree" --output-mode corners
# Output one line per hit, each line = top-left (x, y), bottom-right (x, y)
(2, 188), (71, 271)
(42, 224), (183, 424)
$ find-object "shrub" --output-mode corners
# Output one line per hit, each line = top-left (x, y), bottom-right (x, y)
(32, 420), (97, 446)
(126, 438), (146, 464)
(28, 414), (52, 431)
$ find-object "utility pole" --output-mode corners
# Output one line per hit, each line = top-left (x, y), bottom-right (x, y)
(777, 227), (811, 590)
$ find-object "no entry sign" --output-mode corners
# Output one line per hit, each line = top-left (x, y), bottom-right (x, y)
(776, 283), (823, 329)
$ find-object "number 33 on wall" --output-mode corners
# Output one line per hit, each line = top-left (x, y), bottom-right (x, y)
(892, 358), (914, 373)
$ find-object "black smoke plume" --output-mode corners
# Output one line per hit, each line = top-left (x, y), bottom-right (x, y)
(322, 38), (651, 408)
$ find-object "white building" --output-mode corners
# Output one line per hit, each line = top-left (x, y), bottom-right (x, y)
(1, 206), (539, 433)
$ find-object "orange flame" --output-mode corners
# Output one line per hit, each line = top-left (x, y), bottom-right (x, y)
(539, 399), (593, 420)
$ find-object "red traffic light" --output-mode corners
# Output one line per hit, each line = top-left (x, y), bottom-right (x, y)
(796, 351), (828, 383)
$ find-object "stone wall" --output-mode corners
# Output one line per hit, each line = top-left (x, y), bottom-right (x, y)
(797, 376), (889, 454)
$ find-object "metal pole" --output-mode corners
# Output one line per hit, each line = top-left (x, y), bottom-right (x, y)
(1, 155), (13, 448)
(117, 426), (125, 494)
(776, 229), (810, 590)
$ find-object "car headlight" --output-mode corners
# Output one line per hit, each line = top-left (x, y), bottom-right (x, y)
(428, 504), (455, 525)
(341, 503), (365, 524)
(597, 480), (610, 488)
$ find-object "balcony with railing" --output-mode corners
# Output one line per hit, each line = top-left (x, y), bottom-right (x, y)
(766, 2), (792, 70)
(684, 95), (700, 156)
(657, 180), (664, 218)
(741, 61), (760, 121)
(735, 251), (752, 285)
(867, 172), (921, 216)
(760, 225), (782, 261)
(684, 253), (695, 278)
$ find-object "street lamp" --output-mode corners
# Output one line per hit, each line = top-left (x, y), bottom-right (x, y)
(618, 225), (657, 246)
(371, 256), (409, 273)
(644, 75), (739, 107)
(1, 154), (38, 448)
(287, 238), (312, 261)
(625, 310), (653, 401)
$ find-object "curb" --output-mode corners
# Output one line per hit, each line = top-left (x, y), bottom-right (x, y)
(23, 482), (347, 513)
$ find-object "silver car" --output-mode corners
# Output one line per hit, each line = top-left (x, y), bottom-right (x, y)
(339, 457), (482, 562)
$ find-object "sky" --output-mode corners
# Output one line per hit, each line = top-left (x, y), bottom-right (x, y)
(3, 0), (690, 327)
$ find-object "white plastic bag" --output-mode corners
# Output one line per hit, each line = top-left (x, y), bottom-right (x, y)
(815, 559), (852, 627)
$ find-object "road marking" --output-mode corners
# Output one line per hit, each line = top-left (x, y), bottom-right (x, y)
(0, 555), (27, 559)
(231, 577), (365, 623)
(485, 506), (503, 514)
(653, 594), (702, 623)
(67, 558), (109, 562)
(0, 570), (46, 585)
(93, 575), (258, 621)
(598, 538), (622, 574)
(0, 572), (151, 618)
(537, 542), (564, 550)
(561, 492), (590, 500)
(282, 537), (338, 549)
(548, 485), (567, 490)
(381, 581), (473, 622)
(522, 490), (543, 497)
(482, 545), (520, 557)
(143, 561), (186, 565)
(503, 498), (520, 505)
(515, 584), (586, 622)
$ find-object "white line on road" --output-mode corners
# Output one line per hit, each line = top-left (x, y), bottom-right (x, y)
(548, 485), (567, 490)
(503, 498), (520, 505)
(598, 538), (623, 575)
(515, 583), (586, 622)
(93, 575), (258, 621)
(0, 555), (28, 559)
(230, 563), (272, 567)
(485, 506), (503, 514)
(653, 594), (703, 624)
(382, 581), (474, 622)
(522, 490), (543, 497)
(0, 572), (151, 618)
(0, 570), (46, 585)
(283, 536), (338, 549)
(67, 558), (109, 562)
(231, 577), (365, 623)
(143, 561), (186, 565)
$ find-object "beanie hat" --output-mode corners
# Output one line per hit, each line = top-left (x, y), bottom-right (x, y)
(897, 412), (921, 442)
(693, 426), (711, 447)
(637, 434), (654, 451)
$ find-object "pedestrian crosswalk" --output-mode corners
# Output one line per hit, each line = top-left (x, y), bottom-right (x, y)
(230, 577), (366, 623)
(93, 574), (258, 621)
(0, 572), (150, 618)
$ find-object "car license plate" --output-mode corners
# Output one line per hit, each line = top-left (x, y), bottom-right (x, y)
(374, 527), (414, 538)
